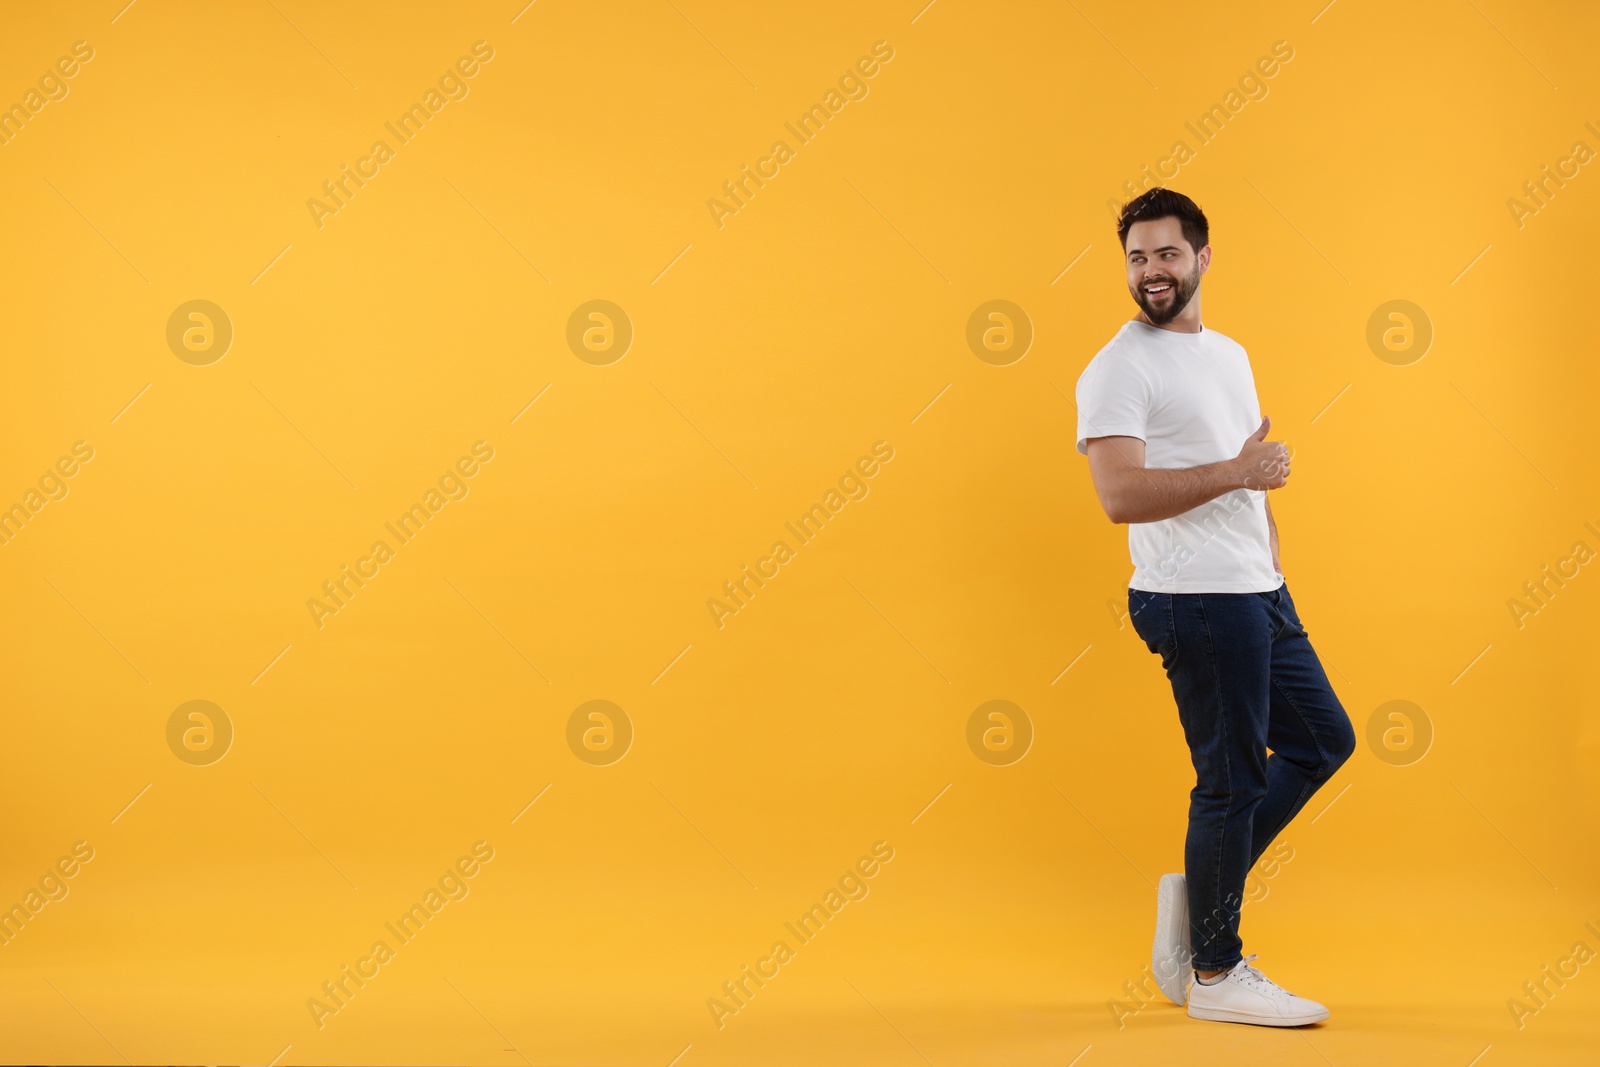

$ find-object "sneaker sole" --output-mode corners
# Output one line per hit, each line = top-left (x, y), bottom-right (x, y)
(1152, 873), (1189, 1006)
(1187, 1004), (1330, 1027)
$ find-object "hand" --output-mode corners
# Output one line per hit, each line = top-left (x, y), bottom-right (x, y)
(1235, 416), (1289, 490)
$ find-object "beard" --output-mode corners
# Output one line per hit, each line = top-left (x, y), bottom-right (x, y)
(1132, 259), (1201, 325)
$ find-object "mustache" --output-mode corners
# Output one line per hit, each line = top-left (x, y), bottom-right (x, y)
(1137, 269), (1193, 295)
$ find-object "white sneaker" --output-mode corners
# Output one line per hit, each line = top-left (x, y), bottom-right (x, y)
(1186, 954), (1330, 1026)
(1151, 873), (1190, 1005)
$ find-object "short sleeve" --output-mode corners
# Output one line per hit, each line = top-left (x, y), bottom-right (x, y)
(1075, 352), (1150, 455)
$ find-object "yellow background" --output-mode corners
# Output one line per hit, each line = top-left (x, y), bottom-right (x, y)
(1, 0), (1597, 1063)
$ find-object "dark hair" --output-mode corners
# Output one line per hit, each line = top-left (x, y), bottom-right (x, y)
(1117, 188), (1209, 254)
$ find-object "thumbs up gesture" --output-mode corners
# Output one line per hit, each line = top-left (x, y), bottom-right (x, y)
(1236, 416), (1290, 490)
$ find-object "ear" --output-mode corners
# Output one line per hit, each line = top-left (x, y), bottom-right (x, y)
(1197, 244), (1212, 275)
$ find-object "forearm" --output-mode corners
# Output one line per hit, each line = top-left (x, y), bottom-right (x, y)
(1105, 459), (1244, 524)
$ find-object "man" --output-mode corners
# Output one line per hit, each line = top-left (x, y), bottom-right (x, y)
(1074, 187), (1355, 1027)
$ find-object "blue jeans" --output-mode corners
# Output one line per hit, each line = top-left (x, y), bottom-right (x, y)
(1127, 582), (1356, 971)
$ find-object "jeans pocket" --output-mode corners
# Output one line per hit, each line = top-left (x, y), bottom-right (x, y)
(1128, 589), (1174, 662)
(1281, 585), (1307, 639)
(1270, 585), (1302, 640)
(1128, 589), (1154, 641)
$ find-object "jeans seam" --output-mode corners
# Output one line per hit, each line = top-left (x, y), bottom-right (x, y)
(1250, 672), (1333, 851)
(1254, 776), (1317, 861)
(1271, 673), (1330, 770)
(1191, 593), (1235, 972)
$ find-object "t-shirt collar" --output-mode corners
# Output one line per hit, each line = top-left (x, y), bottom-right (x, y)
(1128, 319), (1207, 342)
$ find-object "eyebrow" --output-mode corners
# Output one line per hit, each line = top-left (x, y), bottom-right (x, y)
(1127, 244), (1182, 256)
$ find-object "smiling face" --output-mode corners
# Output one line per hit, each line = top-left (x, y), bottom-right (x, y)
(1124, 216), (1210, 328)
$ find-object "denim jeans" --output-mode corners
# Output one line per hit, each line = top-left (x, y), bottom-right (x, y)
(1127, 582), (1356, 971)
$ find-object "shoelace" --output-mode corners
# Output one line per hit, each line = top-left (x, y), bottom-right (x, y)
(1230, 954), (1295, 999)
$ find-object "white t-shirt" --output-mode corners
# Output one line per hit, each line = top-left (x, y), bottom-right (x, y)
(1075, 319), (1283, 594)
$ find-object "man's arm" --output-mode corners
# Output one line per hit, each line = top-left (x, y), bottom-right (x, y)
(1083, 416), (1288, 525)
(1084, 435), (1245, 524)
